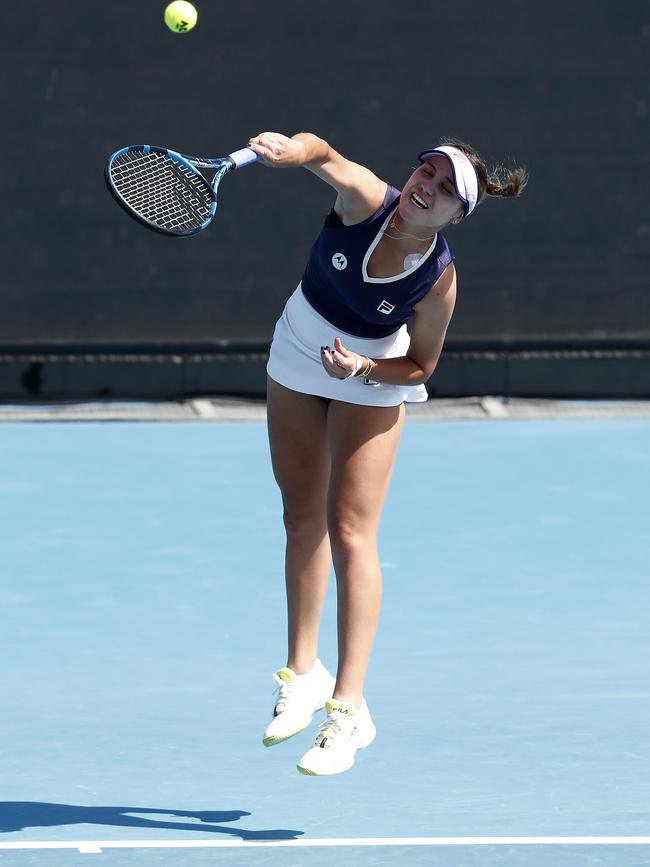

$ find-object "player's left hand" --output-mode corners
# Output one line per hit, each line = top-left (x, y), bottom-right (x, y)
(320, 337), (363, 379)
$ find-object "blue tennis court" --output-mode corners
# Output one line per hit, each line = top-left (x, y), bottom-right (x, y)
(0, 414), (649, 865)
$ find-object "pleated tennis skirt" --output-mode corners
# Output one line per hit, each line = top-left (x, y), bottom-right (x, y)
(266, 284), (428, 407)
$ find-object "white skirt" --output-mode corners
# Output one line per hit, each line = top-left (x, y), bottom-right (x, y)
(267, 284), (428, 407)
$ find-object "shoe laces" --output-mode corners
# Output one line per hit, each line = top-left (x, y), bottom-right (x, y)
(272, 672), (295, 714)
(315, 711), (354, 748)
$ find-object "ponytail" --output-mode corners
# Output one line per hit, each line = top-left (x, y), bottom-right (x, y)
(485, 167), (528, 199)
(440, 137), (528, 206)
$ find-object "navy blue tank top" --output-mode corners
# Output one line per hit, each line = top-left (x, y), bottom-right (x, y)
(301, 185), (454, 338)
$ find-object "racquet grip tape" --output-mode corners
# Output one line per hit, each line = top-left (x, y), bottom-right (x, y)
(228, 147), (260, 169)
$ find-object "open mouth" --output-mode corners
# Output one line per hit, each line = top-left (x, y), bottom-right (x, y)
(410, 192), (428, 210)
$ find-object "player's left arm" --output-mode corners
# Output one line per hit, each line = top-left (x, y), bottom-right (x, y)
(323, 265), (457, 385)
(402, 264), (457, 383)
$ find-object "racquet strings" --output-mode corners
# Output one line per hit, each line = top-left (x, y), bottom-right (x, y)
(109, 149), (215, 234)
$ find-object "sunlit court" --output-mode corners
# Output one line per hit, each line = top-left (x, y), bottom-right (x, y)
(0, 409), (649, 864)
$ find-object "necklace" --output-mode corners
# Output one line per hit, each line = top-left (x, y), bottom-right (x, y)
(380, 214), (435, 270)
(382, 229), (436, 242)
(381, 213), (437, 243)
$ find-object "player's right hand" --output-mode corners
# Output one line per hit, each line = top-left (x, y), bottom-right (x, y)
(247, 132), (307, 168)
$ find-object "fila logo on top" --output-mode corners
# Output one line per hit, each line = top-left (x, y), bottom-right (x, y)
(331, 252), (348, 270)
(377, 300), (395, 314)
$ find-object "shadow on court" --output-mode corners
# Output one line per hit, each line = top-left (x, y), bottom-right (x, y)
(0, 802), (303, 840)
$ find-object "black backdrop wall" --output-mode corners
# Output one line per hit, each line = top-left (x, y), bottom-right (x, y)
(1, 1), (649, 398)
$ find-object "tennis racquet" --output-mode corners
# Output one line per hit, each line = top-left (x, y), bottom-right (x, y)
(104, 144), (259, 237)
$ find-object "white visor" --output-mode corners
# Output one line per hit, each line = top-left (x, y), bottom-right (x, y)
(417, 146), (480, 217)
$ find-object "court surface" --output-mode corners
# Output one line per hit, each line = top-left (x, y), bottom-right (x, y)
(0, 415), (648, 866)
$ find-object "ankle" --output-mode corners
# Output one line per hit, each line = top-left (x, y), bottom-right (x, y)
(331, 693), (362, 710)
(287, 658), (318, 676)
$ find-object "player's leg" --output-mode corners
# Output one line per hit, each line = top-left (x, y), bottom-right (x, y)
(263, 377), (336, 747)
(266, 376), (333, 675)
(326, 400), (405, 707)
(296, 399), (405, 774)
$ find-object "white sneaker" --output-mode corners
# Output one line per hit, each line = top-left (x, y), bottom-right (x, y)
(296, 698), (376, 775)
(262, 659), (335, 747)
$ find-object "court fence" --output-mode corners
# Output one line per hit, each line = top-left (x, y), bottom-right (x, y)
(1, 341), (648, 402)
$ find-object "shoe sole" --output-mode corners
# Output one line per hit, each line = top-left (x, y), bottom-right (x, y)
(263, 720), (311, 747)
(296, 761), (353, 776)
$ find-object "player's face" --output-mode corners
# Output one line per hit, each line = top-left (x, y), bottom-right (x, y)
(399, 155), (465, 228)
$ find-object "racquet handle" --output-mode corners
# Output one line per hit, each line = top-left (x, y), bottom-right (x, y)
(228, 147), (260, 169)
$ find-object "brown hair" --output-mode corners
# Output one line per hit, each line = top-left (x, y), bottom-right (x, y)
(440, 137), (528, 206)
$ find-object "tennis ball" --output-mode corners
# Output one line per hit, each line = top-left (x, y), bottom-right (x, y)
(164, 1), (198, 33)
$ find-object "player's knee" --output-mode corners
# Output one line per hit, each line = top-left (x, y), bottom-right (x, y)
(282, 504), (326, 537)
(327, 512), (374, 555)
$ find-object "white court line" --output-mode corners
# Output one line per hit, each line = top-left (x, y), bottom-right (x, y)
(0, 837), (649, 854)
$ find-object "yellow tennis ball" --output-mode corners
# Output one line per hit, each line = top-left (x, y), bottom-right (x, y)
(164, 1), (198, 33)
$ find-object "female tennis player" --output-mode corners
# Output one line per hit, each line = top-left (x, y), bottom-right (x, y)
(247, 131), (527, 775)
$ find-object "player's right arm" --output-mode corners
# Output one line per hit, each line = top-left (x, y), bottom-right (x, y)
(247, 131), (387, 225)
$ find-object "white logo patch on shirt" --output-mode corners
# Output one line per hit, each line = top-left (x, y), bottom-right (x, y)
(331, 252), (348, 270)
(377, 300), (395, 315)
